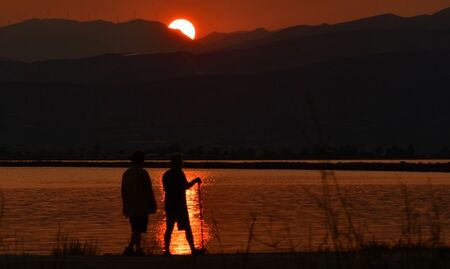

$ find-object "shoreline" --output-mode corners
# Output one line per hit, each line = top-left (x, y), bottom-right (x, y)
(1, 249), (449, 269)
(1, 160), (450, 172)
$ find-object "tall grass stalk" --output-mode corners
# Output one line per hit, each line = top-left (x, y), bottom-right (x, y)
(0, 188), (4, 251)
(241, 213), (257, 268)
(53, 226), (99, 256)
(426, 180), (443, 247)
(303, 171), (360, 252)
(211, 213), (225, 254)
(245, 213), (257, 254)
(302, 175), (446, 252)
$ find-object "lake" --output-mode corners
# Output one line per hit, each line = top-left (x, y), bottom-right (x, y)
(0, 167), (449, 254)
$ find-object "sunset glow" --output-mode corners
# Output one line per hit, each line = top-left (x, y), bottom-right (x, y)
(168, 19), (196, 40)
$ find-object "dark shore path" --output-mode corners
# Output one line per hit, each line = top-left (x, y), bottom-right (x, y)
(1, 250), (449, 269)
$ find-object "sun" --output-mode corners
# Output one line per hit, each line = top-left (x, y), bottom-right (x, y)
(168, 19), (196, 40)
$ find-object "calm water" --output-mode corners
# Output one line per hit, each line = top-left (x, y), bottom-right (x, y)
(0, 167), (449, 254)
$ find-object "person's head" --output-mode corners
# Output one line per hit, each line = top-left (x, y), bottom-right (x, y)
(171, 153), (183, 169)
(131, 150), (145, 166)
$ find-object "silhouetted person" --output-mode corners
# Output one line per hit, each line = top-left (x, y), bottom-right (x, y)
(121, 150), (156, 256)
(163, 154), (203, 255)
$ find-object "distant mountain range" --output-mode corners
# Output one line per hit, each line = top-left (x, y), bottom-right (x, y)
(0, 19), (192, 62)
(1, 7), (450, 157)
(2, 10), (450, 83)
(1, 7), (450, 62)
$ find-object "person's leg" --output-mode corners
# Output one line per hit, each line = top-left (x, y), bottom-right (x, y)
(185, 225), (196, 252)
(124, 218), (137, 255)
(127, 218), (137, 250)
(128, 232), (135, 249)
(164, 217), (176, 253)
(178, 211), (196, 252)
(134, 231), (142, 251)
(134, 216), (147, 253)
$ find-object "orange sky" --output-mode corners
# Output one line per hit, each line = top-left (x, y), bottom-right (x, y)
(1, 0), (449, 37)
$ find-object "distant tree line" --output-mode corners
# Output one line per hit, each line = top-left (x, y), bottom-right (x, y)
(1, 144), (450, 160)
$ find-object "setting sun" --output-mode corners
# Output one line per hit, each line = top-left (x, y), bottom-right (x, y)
(168, 19), (196, 40)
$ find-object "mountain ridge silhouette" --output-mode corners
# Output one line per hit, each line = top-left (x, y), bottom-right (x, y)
(1, 7), (450, 61)
(0, 18), (193, 61)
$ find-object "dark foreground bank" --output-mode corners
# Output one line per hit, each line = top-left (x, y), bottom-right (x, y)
(1, 160), (450, 172)
(1, 249), (449, 269)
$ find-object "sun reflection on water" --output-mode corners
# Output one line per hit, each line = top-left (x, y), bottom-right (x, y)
(156, 170), (211, 255)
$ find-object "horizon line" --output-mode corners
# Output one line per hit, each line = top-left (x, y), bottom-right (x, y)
(0, 5), (448, 38)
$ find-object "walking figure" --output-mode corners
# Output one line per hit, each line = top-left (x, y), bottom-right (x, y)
(163, 154), (205, 255)
(121, 151), (157, 256)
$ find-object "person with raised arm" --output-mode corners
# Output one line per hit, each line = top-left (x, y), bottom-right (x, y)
(162, 153), (204, 255)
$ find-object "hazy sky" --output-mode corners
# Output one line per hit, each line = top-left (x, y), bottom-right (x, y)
(1, 0), (449, 36)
